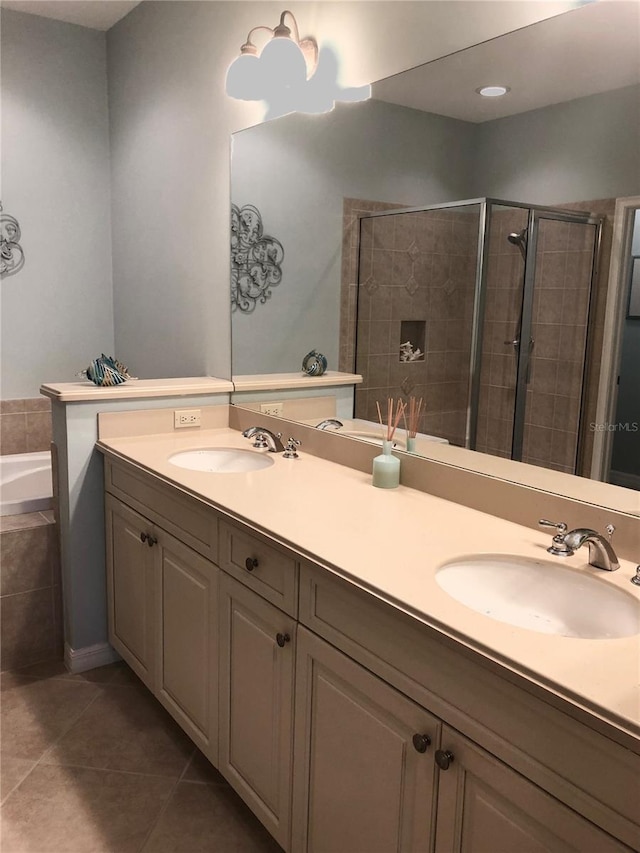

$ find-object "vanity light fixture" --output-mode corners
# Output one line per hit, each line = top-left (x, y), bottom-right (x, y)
(226, 10), (370, 119)
(476, 85), (511, 98)
(226, 10), (318, 102)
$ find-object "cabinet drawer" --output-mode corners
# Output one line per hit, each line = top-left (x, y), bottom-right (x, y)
(105, 458), (218, 562)
(299, 563), (640, 849)
(220, 521), (298, 617)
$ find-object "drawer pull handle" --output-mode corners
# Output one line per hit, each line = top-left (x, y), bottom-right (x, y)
(435, 749), (454, 770)
(276, 632), (290, 647)
(245, 557), (258, 572)
(146, 535), (158, 548)
(412, 733), (431, 753)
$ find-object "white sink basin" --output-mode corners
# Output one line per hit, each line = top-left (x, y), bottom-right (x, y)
(436, 556), (640, 639)
(168, 448), (274, 473)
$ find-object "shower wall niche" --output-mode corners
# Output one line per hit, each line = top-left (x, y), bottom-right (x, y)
(341, 198), (602, 476)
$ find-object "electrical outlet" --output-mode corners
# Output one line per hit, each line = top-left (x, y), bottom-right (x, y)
(174, 409), (201, 428)
(260, 401), (284, 417)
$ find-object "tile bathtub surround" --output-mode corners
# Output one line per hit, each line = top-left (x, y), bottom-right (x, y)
(0, 662), (282, 853)
(0, 397), (52, 455)
(0, 514), (62, 671)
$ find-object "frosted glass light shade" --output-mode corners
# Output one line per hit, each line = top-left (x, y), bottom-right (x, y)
(226, 53), (263, 100)
(258, 37), (307, 90)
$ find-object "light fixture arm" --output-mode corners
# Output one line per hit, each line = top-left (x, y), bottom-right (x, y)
(241, 25), (275, 55)
(276, 11), (299, 41)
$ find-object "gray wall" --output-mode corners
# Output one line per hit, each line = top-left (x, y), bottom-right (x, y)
(106, 0), (574, 382)
(0, 1), (589, 396)
(231, 100), (475, 374)
(474, 85), (640, 203)
(0, 10), (114, 398)
(231, 85), (640, 375)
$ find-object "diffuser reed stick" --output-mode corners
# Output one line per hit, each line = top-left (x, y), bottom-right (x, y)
(405, 396), (424, 439)
(376, 397), (406, 443)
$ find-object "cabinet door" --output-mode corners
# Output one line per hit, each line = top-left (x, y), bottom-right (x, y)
(156, 530), (219, 762)
(218, 573), (296, 851)
(105, 495), (157, 690)
(434, 726), (631, 853)
(292, 626), (440, 853)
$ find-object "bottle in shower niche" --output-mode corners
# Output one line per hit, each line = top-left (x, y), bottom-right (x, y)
(372, 440), (400, 489)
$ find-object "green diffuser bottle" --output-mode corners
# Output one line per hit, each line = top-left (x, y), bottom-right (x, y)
(372, 440), (400, 489)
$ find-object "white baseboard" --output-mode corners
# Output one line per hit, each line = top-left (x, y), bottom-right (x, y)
(609, 470), (640, 490)
(64, 641), (121, 673)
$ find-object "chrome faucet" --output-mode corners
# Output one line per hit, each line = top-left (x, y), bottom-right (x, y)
(562, 527), (620, 572)
(316, 419), (343, 430)
(539, 519), (620, 571)
(242, 426), (285, 453)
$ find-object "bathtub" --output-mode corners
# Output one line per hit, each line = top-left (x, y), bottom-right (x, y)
(0, 451), (53, 516)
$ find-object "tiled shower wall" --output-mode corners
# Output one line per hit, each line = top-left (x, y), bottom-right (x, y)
(0, 397), (52, 455)
(341, 198), (615, 472)
(341, 199), (478, 446)
(475, 202), (613, 474)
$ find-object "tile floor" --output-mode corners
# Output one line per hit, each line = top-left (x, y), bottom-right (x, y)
(0, 660), (283, 852)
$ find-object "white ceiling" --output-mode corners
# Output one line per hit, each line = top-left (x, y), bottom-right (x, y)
(0, 0), (141, 30)
(373, 1), (640, 123)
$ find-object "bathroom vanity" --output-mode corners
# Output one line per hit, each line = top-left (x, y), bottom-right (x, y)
(97, 421), (639, 853)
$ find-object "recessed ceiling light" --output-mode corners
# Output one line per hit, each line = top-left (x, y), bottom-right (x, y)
(476, 85), (511, 98)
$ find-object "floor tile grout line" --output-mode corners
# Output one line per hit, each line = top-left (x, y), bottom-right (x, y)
(1, 668), (153, 809)
(0, 759), (38, 808)
(31, 757), (198, 783)
(0, 679), (105, 809)
(137, 747), (198, 853)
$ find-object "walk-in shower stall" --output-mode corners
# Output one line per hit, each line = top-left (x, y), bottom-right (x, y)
(353, 198), (602, 475)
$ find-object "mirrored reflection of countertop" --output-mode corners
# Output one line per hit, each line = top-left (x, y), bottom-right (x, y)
(96, 426), (640, 746)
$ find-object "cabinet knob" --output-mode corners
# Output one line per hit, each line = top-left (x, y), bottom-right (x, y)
(140, 532), (148, 543)
(245, 557), (258, 572)
(146, 535), (158, 548)
(412, 733), (431, 753)
(276, 632), (290, 647)
(435, 749), (454, 770)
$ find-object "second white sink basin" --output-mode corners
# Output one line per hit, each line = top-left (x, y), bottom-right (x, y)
(168, 448), (274, 473)
(436, 556), (640, 639)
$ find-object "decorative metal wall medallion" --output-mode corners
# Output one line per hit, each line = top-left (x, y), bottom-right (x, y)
(231, 204), (284, 313)
(0, 202), (25, 278)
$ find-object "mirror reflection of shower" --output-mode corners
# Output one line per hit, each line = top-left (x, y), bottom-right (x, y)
(507, 227), (528, 261)
(353, 198), (602, 476)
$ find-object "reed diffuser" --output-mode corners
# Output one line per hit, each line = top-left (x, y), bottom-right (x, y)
(403, 396), (424, 453)
(372, 398), (405, 489)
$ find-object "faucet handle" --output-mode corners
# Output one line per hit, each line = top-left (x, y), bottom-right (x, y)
(283, 437), (301, 459)
(538, 519), (573, 556)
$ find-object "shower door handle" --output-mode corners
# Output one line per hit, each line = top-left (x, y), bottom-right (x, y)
(524, 338), (535, 384)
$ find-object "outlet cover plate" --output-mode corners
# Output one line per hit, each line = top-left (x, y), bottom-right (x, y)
(174, 409), (201, 428)
(260, 402), (284, 417)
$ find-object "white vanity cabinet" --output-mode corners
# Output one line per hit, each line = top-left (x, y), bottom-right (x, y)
(104, 461), (220, 762)
(291, 626), (632, 853)
(292, 626), (440, 852)
(434, 726), (630, 853)
(105, 494), (157, 691)
(218, 573), (296, 850)
(102, 454), (639, 853)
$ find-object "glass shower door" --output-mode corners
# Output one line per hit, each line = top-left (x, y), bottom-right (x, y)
(514, 213), (598, 474)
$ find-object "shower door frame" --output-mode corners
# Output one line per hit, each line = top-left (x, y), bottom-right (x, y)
(355, 197), (603, 470)
(468, 200), (603, 472)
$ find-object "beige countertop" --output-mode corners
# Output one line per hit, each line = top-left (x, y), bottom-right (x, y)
(232, 371), (362, 392)
(97, 426), (640, 745)
(41, 376), (233, 402)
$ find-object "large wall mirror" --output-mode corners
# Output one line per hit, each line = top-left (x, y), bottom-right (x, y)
(230, 2), (640, 511)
